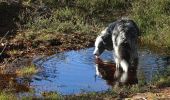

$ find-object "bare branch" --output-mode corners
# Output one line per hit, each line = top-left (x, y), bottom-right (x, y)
(0, 31), (10, 56)
(0, 31), (9, 43)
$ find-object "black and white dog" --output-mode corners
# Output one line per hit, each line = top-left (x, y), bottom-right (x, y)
(93, 18), (140, 72)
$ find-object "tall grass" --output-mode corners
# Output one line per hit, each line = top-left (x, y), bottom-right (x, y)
(131, 0), (170, 48)
(25, 0), (130, 34)
(23, 0), (170, 48)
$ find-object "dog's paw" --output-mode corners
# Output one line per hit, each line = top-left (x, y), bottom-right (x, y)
(95, 56), (102, 63)
(114, 69), (120, 78)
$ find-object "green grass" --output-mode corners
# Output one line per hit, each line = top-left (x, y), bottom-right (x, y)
(131, 0), (170, 49)
(41, 92), (64, 100)
(22, 0), (129, 41)
(1, 0), (170, 99)
(152, 65), (170, 88)
(20, 0), (170, 49)
(16, 64), (38, 77)
(0, 92), (17, 100)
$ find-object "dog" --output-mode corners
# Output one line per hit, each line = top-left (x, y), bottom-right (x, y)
(93, 18), (140, 72)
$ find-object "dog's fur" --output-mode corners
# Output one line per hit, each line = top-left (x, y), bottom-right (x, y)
(93, 18), (140, 72)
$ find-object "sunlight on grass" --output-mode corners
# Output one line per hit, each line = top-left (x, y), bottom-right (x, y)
(41, 92), (64, 100)
(156, 77), (170, 87)
(0, 92), (16, 100)
(131, 0), (170, 48)
(16, 64), (38, 77)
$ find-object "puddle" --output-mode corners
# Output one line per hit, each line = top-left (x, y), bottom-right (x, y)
(30, 48), (170, 95)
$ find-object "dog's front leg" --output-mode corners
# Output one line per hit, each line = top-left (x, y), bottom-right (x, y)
(120, 60), (129, 72)
(114, 57), (121, 78)
(115, 57), (120, 69)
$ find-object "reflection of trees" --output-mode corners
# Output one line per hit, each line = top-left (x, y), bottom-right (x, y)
(34, 52), (67, 67)
(33, 52), (68, 80)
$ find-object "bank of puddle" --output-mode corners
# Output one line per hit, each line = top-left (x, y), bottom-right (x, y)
(1, 48), (170, 96)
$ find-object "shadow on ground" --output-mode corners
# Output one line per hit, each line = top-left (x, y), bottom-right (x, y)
(0, 1), (22, 37)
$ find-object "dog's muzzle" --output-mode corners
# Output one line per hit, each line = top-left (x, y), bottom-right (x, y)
(93, 48), (99, 55)
(93, 48), (100, 58)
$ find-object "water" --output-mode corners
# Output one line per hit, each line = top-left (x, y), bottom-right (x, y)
(30, 48), (170, 95)
(33, 48), (110, 95)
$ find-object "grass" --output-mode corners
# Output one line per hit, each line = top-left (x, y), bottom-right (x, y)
(41, 92), (64, 100)
(20, 0), (129, 42)
(152, 65), (170, 88)
(18, 0), (170, 49)
(0, 92), (16, 100)
(0, 64), (38, 99)
(1, 0), (170, 99)
(131, 0), (170, 49)
(8, 49), (18, 55)
(15, 64), (38, 77)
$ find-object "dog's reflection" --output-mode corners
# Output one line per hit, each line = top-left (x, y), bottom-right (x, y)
(95, 58), (138, 86)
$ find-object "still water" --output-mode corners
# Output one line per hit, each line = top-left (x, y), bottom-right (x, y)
(31, 48), (170, 95)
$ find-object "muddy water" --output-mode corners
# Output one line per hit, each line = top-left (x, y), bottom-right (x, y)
(30, 48), (170, 95)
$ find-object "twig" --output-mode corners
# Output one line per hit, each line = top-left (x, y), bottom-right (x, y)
(0, 31), (9, 43)
(0, 42), (7, 56)
(0, 31), (10, 56)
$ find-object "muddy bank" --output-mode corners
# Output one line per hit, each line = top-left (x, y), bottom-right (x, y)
(0, 32), (170, 99)
(0, 32), (96, 73)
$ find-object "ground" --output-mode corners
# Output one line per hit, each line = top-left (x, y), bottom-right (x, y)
(0, 31), (170, 99)
(0, 0), (170, 99)
(0, 32), (96, 73)
(130, 87), (170, 100)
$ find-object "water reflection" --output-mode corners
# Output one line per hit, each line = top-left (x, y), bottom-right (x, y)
(95, 58), (138, 86)
(31, 48), (170, 95)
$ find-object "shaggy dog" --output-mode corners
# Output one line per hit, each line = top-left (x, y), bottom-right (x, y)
(93, 18), (140, 72)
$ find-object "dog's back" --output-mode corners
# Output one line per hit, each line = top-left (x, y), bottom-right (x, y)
(112, 19), (140, 72)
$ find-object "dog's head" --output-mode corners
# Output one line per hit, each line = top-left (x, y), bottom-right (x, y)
(93, 36), (105, 57)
